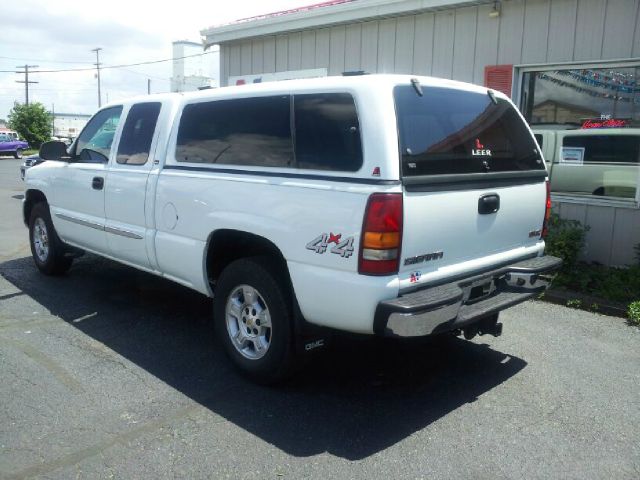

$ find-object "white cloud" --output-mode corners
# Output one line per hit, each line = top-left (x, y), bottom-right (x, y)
(0, 0), (309, 119)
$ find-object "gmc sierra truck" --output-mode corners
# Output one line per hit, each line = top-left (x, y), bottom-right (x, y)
(24, 75), (561, 382)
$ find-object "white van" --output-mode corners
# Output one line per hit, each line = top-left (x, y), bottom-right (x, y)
(0, 129), (20, 141)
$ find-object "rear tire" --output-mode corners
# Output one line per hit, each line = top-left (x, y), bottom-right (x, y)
(14, 148), (23, 159)
(213, 256), (296, 384)
(29, 202), (72, 275)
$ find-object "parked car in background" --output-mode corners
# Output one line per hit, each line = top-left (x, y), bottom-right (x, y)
(0, 133), (29, 159)
(51, 136), (74, 146)
(20, 154), (45, 180)
(0, 128), (20, 140)
(21, 138), (75, 180)
(533, 128), (640, 199)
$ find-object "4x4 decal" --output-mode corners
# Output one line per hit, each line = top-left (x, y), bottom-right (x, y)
(306, 233), (355, 258)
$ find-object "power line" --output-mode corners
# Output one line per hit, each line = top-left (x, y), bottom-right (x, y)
(16, 65), (39, 105)
(119, 67), (205, 89)
(119, 67), (170, 82)
(0, 55), (90, 65)
(0, 50), (214, 74)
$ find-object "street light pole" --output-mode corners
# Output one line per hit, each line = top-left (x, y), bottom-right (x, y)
(91, 48), (102, 108)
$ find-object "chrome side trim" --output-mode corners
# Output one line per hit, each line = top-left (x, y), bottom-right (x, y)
(55, 213), (143, 240)
(55, 213), (104, 231)
(104, 225), (143, 240)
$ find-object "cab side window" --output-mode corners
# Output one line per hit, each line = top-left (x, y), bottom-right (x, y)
(176, 96), (293, 167)
(116, 103), (162, 165)
(563, 135), (640, 164)
(294, 93), (363, 171)
(74, 107), (123, 163)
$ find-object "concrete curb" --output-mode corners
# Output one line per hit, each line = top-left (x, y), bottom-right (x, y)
(542, 287), (628, 318)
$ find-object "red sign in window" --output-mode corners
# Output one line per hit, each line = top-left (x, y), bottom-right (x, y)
(581, 118), (627, 129)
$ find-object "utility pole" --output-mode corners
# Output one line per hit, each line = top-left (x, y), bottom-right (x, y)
(91, 48), (102, 108)
(51, 103), (55, 137)
(147, 79), (151, 95)
(16, 65), (39, 105)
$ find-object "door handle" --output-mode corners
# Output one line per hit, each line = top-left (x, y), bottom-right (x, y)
(92, 176), (104, 190)
(478, 193), (500, 214)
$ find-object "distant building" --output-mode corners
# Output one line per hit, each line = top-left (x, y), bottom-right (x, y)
(171, 40), (220, 92)
(53, 113), (91, 139)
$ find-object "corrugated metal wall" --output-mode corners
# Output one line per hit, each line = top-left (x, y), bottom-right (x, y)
(554, 201), (640, 266)
(220, 0), (640, 87)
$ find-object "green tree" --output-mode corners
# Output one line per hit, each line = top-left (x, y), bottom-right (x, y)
(7, 102), (51, 148)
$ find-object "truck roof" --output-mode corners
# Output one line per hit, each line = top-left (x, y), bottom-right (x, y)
(100, 74), (507, 111)
(183, 74), (504, 100)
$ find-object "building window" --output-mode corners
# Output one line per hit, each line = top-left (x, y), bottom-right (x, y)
(521, 66), (639, 128)
(522, 65), (640, 201)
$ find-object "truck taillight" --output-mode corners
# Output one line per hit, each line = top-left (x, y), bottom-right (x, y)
(541, 180), (551, 239)
(359, 193), (403, 275)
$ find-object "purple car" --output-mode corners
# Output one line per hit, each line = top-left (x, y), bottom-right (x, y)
(0, 133), (29, 158)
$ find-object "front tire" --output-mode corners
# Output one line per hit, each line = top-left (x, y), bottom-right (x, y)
(29, 202), (72, 275)
(213, 256), (295, 384)
(14, 148), (23, 159)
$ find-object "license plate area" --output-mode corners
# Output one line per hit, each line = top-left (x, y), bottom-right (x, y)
(462, 277), (497, 304)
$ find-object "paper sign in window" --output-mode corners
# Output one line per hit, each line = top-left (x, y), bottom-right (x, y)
(560, 147), (585, 165)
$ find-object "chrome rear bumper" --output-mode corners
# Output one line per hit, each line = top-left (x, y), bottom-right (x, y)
(375, 255), (562, 337)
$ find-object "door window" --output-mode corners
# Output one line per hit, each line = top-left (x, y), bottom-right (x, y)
(116, 102), (161, 165)
(75, 107), (123, 163)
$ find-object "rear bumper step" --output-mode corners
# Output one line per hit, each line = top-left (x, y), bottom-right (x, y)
(375, 255), (562, 337)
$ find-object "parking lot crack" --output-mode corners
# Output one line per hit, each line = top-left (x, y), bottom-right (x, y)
(0, 335), (83, 394)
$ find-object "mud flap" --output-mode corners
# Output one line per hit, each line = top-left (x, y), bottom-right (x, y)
(292, 298), (331, 356)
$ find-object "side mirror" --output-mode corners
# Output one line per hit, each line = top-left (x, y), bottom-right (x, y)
(39, 141), (70, 161)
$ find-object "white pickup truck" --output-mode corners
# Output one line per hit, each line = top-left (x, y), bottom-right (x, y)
(24, 75), (561, 382)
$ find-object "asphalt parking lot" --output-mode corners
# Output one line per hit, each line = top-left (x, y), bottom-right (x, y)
(1, 158), (639, 479)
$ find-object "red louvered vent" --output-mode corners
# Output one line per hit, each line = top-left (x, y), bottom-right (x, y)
(484, 65), (513, 98)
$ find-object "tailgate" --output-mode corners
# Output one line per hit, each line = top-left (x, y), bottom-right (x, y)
(401, 181), (546, 277)
(394, 81), (547, 281)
